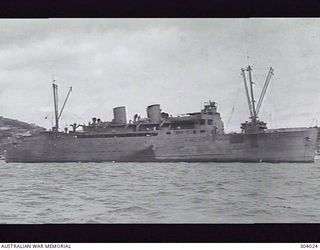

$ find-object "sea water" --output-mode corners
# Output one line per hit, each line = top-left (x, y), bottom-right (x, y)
(0, 160), (319, 223)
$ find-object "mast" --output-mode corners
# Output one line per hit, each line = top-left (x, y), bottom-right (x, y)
(52, 81), (59, 131)
(247, 65), (257, 121)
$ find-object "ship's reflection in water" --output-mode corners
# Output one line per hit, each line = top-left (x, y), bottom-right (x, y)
(0, 161), (319, 223)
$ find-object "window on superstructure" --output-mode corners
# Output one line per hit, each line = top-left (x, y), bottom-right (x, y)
(208, 119), (213, 125)
(166, 132), (171, 135)
(200, 119), (205, 125)
(200, 130), (206, 133)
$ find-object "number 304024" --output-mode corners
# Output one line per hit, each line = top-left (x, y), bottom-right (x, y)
(301, 244), (318, 248)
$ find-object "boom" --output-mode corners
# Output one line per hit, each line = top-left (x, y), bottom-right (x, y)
(256, 67), (274, 115)
(52, 83), (59, 131)
(247, 65), (257, 119)
(241, 68), (254, 118)
(58, 86), (72, 120)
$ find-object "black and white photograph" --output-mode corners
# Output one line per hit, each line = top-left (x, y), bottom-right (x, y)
(0, 18), (319, 230)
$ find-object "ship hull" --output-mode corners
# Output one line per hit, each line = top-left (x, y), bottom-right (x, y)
(5, 127), (318, 163)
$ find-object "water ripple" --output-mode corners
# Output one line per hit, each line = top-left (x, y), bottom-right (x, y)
(0, 161), (319, 223)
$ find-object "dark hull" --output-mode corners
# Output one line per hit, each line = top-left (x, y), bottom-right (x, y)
(5, 127), (318, 163)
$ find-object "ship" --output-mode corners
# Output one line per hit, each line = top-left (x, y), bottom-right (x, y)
(5, 66), (318, 163)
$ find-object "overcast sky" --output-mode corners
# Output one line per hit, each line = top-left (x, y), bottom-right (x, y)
(0, 18), (319, 132)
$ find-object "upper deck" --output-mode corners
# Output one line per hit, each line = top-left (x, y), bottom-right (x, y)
(67, 100), (224, 136)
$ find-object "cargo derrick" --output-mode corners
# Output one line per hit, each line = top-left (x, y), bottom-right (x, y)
(240, 66), (274, 134)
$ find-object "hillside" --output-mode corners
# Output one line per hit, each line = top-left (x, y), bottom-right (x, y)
(0, 116), (45, 157)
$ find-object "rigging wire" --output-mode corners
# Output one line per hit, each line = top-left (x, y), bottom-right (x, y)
(45, 76), (74, 130)
(225, 76), (243, 131)
(239, 19), (250, 65)
(310, 112), (320, 127)
(43, 81), (55, 129)
(226, 106), (235, 129)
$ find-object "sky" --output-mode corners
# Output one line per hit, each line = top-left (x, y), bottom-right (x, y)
(0, 18), (320, 132)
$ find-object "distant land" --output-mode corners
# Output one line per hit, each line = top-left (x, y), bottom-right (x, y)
(0, 116), (45, 158)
